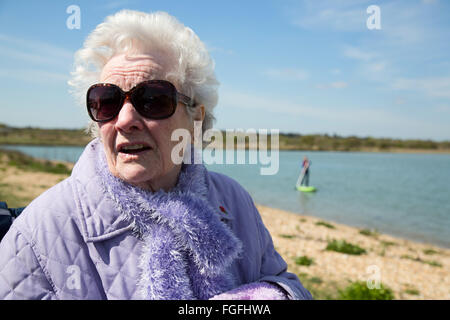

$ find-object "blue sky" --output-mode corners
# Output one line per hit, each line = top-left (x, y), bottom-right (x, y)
(0, 0), (449, 140)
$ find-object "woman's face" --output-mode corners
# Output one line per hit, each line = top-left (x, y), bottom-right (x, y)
(98, 53), (202, 191)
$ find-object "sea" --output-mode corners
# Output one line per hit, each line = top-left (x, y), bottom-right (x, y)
(1, 144), (449, 248)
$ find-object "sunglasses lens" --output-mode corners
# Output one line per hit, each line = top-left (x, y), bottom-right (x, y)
(87, 86), (122, 121)
(132, 81), (177, 119)
(86, 81), (184, 122)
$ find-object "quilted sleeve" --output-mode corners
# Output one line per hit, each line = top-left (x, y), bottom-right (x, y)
(252, 204), (313, 300)
(0, 224), (56, 299)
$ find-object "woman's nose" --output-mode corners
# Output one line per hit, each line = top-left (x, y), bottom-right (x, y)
(114, 99), (145, 132)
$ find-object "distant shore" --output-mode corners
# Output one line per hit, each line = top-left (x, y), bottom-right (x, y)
(0, 149), (448, 299)
(1, 123), (449, 153)
(2, 142), (450, 155)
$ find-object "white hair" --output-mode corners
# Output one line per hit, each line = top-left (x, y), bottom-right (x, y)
(68, 10), (219, 137)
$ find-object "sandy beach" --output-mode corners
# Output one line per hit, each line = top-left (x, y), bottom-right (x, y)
(1, 153), (449, 300)
(258, 204), (450, 300)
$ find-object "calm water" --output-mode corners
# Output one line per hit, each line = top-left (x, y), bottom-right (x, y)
(2, 145), (449, 248)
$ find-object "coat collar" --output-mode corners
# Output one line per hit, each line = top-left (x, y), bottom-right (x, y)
(71, 139), (132, 242)
(71, 139), (234, 242)
(79, 139), (242, 299)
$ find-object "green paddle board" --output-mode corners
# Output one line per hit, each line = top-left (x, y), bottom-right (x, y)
(296, 186), (317, 192)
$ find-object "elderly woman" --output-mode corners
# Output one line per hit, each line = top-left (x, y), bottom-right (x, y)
(0, 10), (312, 300)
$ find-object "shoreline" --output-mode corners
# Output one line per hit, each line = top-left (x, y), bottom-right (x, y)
(279, 210), (450, 251)
(2, 143), (450, 155)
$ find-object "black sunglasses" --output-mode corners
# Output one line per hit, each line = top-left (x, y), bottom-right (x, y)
(86, 80), (195, 122)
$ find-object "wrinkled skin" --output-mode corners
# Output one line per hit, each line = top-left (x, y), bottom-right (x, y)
(98, 53), (204, 192)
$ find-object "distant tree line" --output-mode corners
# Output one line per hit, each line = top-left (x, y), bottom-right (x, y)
(0, 124), (92, 146)
(0, 124), (449, 152)
(278, 133), (450, 152)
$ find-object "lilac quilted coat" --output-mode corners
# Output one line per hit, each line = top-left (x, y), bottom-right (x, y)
(0, 139), (312, 300)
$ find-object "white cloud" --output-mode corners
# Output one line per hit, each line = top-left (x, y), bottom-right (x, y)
(0, 45), (68, 66)
(342, 45), (389, 80)
(315, 81), (348, 89)
(393, 77), (450, 98)
(367, 61), (387, 73)
(0, 69), (69, 83)
(218, 86), (380, 123)
(290, 0), (371, 32)
(331, 81), (348, 88)
(394, 97), (407, 105)
(217, 86), (448, 139)
(435, 105), (450, 113)
(331, 68), (341, 75)
(0, 34), (73, 66)
(289, 0), (439, 44)
(263, 68), (309, 81)
(371, 1), (446, 46)
(207, 46), (234, 55)
(206, 43), (235, 55)
(103, 0), (137, 10)
(343, 46), (376, 61)
(219, 87), (323, 119)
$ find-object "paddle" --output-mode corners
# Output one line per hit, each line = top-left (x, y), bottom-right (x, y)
(295, 168), (306, 189)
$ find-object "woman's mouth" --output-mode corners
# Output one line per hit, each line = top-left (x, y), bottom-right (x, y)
(117, 143), (152, 155)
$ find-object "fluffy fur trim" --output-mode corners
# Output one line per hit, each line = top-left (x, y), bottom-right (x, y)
(210, 282), (288, 300)
(95, 143), (242, 299)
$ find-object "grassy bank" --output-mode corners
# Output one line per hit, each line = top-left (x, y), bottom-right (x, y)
(1, 123), (449, 153)
(0, 149), (73, 207)
(0, 124), (92, 146)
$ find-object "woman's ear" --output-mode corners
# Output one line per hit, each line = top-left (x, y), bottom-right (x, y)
(190, 105), (205, 145)
(194, 104), (205, 122)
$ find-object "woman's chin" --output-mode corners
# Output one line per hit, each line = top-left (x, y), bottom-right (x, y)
(110, 159), (179, 191)
(116, 165), (156, 189)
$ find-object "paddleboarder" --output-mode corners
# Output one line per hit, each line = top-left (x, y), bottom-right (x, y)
(300, 156), (311, 186)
